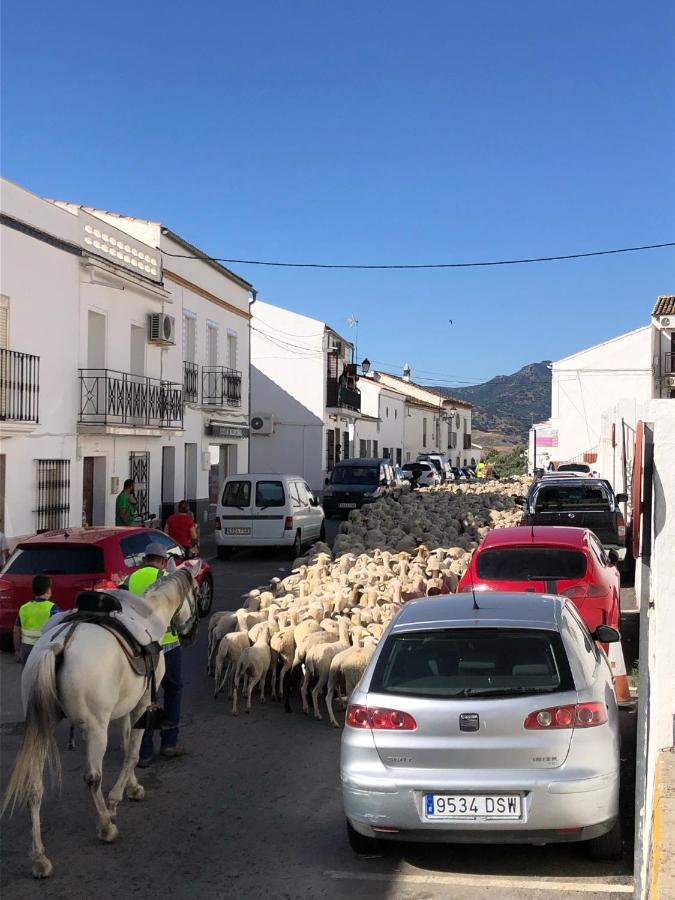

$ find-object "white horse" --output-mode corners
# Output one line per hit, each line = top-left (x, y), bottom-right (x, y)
(2, 561), (201, 879)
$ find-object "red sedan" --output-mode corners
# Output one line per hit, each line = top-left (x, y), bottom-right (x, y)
(0, 527), (214, 633)
(457, 526), (620, 632)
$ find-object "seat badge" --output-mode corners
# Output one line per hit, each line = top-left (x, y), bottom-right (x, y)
(459, 712), (480, 732)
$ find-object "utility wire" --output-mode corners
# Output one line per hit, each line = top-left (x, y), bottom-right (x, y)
(160, 241), (675, 270)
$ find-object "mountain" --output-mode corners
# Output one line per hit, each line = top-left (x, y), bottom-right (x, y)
(439, 361), (552, 451)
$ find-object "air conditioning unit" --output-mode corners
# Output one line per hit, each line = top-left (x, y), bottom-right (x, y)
(667, 376), (675, 388)
(327, 335), (342, 352)
(148, 313), (176, 345)
(250, 413), (274, 435)
(660, 316), (672, 328)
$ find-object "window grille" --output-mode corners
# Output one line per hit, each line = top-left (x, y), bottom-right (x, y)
(34, 459), (70, 532)
(130, 452), (150, 519)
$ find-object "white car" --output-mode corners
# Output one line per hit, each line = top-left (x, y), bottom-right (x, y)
(214, 473), (325, 559)
(401, 461), (441, 488)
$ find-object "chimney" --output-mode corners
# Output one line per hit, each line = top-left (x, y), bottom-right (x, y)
(402, 362), (411, 382)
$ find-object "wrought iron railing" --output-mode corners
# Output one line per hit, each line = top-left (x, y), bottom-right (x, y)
(201, 366), (242, 407)
(0, 348), (40, 422)
(326, 381), (361, 412)
(79, 369), (183, 428)
(184, 360), (199, 403)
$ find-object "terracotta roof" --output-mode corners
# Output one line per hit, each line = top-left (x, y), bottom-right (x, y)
(652, 295), (675, 317)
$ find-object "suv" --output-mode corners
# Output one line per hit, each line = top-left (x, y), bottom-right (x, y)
(0, 527), (214, 632)
(417, 453), (452, 483)
(215, 474), (325, 559)
(323, 459), (399, 516)
(518, 478), (627, 560)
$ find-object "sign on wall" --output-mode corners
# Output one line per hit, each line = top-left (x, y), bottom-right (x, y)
(205, 423), (249, 439)
(535, 427), (558, 447)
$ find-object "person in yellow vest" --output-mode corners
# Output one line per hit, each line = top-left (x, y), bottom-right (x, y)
(122, 542), (185, 768)
(476, 461), (486, 479)
(13, 575), (60, 664)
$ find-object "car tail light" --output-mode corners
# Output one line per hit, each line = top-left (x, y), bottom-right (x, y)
(215, 516), (222, 530)
(284, 515), (294, 530)
(524, 702), (607, 730)
(617, 512), (625, 541)
(94, 579), (118, 591)
(560, 583), (607, 600)
(346, 704), (417, 730)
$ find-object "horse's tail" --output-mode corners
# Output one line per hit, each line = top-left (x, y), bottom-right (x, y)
(2, 643), (63, 816)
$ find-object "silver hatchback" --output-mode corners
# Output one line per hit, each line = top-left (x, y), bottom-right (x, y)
(341, 593), (622, 860)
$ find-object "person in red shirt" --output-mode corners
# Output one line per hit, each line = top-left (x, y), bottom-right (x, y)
(165, 501), (199, 557)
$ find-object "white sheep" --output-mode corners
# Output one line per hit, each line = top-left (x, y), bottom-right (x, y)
(301, 616), (351, 719)
(232, 624), (272, 715)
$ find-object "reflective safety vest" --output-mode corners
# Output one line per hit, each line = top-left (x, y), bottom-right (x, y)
(19, 600), (56, 645)
(126, 566), (179, 649)
(476, 463), (486, 478)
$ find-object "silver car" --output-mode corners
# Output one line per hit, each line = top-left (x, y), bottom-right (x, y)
(341, 593), (622, 860)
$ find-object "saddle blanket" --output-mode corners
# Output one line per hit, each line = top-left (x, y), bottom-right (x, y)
(42, 589), (167, 648)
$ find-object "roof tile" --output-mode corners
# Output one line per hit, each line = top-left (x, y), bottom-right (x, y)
(652, 295), (675, 317)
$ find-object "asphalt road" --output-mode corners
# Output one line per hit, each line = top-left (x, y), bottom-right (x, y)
(0, 531), (637, 900)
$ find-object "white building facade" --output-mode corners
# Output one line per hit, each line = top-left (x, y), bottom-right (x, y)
(0, 178), (252, 541)
(249, 300), (362, 492)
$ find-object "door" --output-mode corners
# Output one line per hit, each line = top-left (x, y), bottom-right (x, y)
(0, 453), (5, 533)
(83, 457), (94, 526)
(184, 443), (198, 504)
(161, 446), (176, 525)
(252, 478), (287, 541)
(326, 429), (335, 471)
(129, 452), (149, 520)
(343, 430), (350, 460)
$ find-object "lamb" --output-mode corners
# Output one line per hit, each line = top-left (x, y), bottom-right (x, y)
(207, 611), (238, 674)
(214, 630), (251, 698)
(300, 617), (351, 719)
(232, 624), (272, 715)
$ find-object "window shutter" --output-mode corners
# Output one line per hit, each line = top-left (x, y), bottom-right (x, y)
(0, 296), (8, 350)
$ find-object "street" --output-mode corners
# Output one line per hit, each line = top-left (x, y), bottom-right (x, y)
(0, 533), (637, 900)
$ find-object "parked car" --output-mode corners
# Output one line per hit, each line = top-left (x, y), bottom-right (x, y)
(401, 460), (441, 488)
(417, 453), (453, 483)
(0, 527), (214, 633)
(341, 592), (622, 860)
(215, 474), (325, 558)
(323, 459), (400, 517)
(517, 478), (627, 560)
(393, 466), (413, 495)
(457, 526), (621, 632)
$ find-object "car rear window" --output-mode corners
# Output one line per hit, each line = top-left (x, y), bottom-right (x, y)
(222, 481), (251, 507)
(557, 464), (590, 473)
(535, 485), (611, 510)
(5, 545), (105, 575)
(255, 480), (285, 507)
(370, 629), (574, 698)
(476, 547), (587, 581)
(330, 466), (379, 485)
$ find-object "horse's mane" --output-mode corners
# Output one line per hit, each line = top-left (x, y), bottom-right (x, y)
(145, 566), (193, 603)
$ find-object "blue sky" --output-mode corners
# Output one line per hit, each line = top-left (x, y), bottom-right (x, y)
(2, 1), (674, 387)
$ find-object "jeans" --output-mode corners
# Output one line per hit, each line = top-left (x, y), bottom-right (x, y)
(20, 643), (34, 664)
(140, 646), (182, 759)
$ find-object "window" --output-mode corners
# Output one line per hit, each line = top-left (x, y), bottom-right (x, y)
(536, 485), (611, 510)
(5, 545), (104, 575)
(297, 482), (311, 506)
(588, 533), (609, 567)
(255, 480), (285, 507)
(327, 429), (336, 471)
(476, 547), (587, 581)
(386, 406), (389, 418)
(330, 465), (379, 485)
(396, 448), (402, 465)
(359, 439), (367, 458)
(129, 452), (149, 519)
(370, 629), (573, 698)
(120, 531), (157, 568)
(183, 312), (197, 363)
(227, 331), (238, 369)
(373, 440), (379, 457)
(206, 322), (218, 366)
(35, 459), (71, 532)
(422, 418), (427, 447)
(561, 607), (597, 684)
(406, 451), (411, 462)
(394, 409), (397, 419)
(222, 480), (251, 507)
(289, 481), (303, 510)
(342, 430), (350, 460)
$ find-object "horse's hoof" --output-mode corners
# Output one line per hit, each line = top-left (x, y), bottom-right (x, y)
(97, 822), (119, 843)
(32, 857), (54, 879)
(106, 799), (119, 817)
(127, 784), (145, 801)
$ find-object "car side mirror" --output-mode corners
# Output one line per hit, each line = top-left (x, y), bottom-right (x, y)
(607, 549), (620, 566)
(615, 493), (628, 504)
(593, 624), (620, 643)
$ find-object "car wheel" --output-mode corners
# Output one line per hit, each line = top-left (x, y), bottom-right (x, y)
(197, 575), (213, 618)
(346, 819), (383, 856)
(587, 819), (623, 861)
(288, 530), (302, 559)
(217, 546), (233, 561)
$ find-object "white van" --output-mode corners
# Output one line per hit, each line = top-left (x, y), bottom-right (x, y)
(214, 473), (326, 559)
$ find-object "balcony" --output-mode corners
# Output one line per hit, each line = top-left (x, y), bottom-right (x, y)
(326, 380), (361, 413)
(201, 366), (242, 407)
(183, 360), (199, 403)
(79, 369), (183, 431)
(0, 349), (40, 429)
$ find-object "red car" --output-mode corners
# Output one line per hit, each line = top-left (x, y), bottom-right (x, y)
(0, 527), (214, 633)
(457, 526), (620, 633)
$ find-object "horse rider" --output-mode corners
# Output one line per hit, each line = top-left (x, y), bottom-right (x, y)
(121, 542), (185, 767)
(13, 575), (60, 664)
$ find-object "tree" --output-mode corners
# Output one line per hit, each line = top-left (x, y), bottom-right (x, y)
(484, 446), (527, 477)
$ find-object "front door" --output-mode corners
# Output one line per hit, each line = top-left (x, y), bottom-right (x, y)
(83, 457), (94, 526)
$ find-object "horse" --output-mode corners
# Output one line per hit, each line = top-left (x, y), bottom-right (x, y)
(2, 560), (201, 879)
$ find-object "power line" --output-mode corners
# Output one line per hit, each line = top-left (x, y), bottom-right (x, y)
(160, 240), (675, 270)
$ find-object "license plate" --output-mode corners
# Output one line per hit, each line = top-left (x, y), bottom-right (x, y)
(424, 793), (521, 820)
(225, 527), (251, 535)
(338, 502), (357, 509)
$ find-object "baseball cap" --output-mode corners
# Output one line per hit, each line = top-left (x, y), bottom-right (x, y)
(144, 542), (168, 559)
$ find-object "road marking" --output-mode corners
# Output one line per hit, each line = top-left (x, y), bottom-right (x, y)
(325, 870), (634, 894)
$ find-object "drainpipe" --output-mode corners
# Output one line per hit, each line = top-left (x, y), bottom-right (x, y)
(247, 290), (257, 473)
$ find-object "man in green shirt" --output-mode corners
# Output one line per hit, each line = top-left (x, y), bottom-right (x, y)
(116, 479), (137, 526)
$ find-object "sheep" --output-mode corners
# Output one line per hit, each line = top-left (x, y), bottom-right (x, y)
(214, 630), (251, 698)
(208, 611), (238, 674)
(325, 637), (378, 728)
(301, 617), (351, 718)
(232, 624), (272, 715)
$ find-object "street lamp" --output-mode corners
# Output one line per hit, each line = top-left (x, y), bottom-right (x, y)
(360, 357), (371, 374)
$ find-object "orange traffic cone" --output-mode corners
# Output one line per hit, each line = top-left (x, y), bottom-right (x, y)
(608, 640), (632, 703)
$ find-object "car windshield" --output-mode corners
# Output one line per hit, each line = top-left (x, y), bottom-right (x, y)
(370, 628), (573, 698)
(476, 547), (587, 581)
(535, 485), (611, 510)
(4, 545), (105, 575)
(330, 466), (379, 485)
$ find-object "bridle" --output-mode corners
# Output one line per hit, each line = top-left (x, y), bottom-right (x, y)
(168, 568), (200, 647)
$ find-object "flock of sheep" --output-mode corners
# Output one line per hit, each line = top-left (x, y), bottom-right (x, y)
(206, 477), (530, 726)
